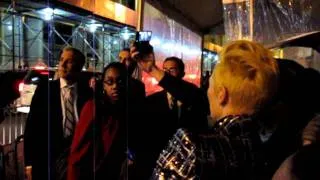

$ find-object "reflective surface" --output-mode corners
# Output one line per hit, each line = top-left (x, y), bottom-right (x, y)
(143, 2), (202, 95)
(223, 0), (319, 45)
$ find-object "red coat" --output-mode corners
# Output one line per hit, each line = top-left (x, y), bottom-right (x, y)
(67, 99), (120, 180)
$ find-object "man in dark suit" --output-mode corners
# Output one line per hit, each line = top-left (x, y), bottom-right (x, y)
(24, 47), (92, 180)
(135, 57), (208, 178)
(147, 56), (208, 132)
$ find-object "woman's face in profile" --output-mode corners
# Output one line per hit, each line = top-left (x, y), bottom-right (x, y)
(103, 67), (124, 103)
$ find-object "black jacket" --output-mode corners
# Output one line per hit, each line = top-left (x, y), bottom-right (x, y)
(24, 78), (92, 180)
(136, 73), (209, 179)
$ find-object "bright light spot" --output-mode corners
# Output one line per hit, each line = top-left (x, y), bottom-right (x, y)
(208, 53), (213, 59)
(7, 25), (12, 31)
(150, 38), (161, 46)
(162, 43), (174, 50)
(151, 78), (158, 85)
(88, 24), (99, 32)
(187, 74), (197, 79)
(42, 7), (54, 21)
(44, 14), (52, 21)
(121, 31), (130, 40)
(33, 65), (46, 70)
(181, 46), (189, 52)
(18, 82), (24, 92)
(31, 77), (39, 82)
(16, 106), (30, 113)
(43, 7), (54, 14)
(113, 40), (118, 44)
(115, 3), (126, 22)
(214, 55), (219, 61)
(175, 45), (183, 53)
(52, 9), (62, 15)
(203, 51), (207, 55)
(190, 49), (200, 55)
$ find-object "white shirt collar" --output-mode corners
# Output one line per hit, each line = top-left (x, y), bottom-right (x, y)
(167, 92), (182, 108)
(60, 78), (76, 89)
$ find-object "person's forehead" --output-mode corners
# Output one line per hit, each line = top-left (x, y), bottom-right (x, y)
(61, 50), (74, 59)
(163, 60), (178, 68)
(105, 68), (120, 77)
(119, 51), (130, 56)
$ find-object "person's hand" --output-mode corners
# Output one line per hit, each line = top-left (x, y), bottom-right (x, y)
(130, 44), (165, 81)
(130, 46), (155, 73)
(25, 166), (32, 180)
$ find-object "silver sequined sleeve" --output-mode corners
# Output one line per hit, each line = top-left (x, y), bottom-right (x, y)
(151, 129), (197, 180)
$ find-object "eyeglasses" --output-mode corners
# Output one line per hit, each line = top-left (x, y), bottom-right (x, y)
(163, 68), (178, 74)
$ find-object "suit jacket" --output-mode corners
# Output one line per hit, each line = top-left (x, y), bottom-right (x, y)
(135, 74), (209, 179)
(24, 78), (92, 180)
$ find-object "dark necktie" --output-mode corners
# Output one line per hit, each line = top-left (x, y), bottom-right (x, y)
(63, 86), (75, 138)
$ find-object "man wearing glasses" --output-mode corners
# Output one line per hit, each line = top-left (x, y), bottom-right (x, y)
(138, 56), (209, 178)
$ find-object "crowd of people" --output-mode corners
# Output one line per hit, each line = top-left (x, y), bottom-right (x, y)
(23, 40), (320, 180)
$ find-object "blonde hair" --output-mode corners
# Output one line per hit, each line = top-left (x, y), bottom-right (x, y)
(211, 40), (279, 111)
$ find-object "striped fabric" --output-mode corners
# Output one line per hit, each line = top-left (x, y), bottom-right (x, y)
(63, 86), (75, 138)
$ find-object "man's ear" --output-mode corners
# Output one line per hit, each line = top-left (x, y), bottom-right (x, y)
(217, 86), (228, 106)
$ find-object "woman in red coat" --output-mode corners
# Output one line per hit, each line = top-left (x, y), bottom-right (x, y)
(67, 62), (129, 180)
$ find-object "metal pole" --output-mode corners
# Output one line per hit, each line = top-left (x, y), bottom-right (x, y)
(18, 16), (22, 70)
(136, 0), (144, 31)
(200, 34), (204, 88)
(249, 0), (254, 40)
(102, 25), (105, 71)
(12, 0), (15, 71)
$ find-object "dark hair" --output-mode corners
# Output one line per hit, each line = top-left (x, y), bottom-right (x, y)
(102, 62), (128, 80)
(62, 46), (86, 69)
(164, 56), (185, 73)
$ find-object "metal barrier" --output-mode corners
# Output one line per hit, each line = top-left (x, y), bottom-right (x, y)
(0, 105), (28, 145)
(0, 105), (27, 180)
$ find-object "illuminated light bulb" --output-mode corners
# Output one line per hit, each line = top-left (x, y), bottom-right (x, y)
(89, 24), (98, 32)
(214, 55), (219, 61)
(42, 7), (54, 21)
(121, 31), (130, 40)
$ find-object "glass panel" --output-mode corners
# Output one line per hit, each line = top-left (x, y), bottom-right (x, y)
(223, 0), (319, 45)
(143, 2), (202, 95)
